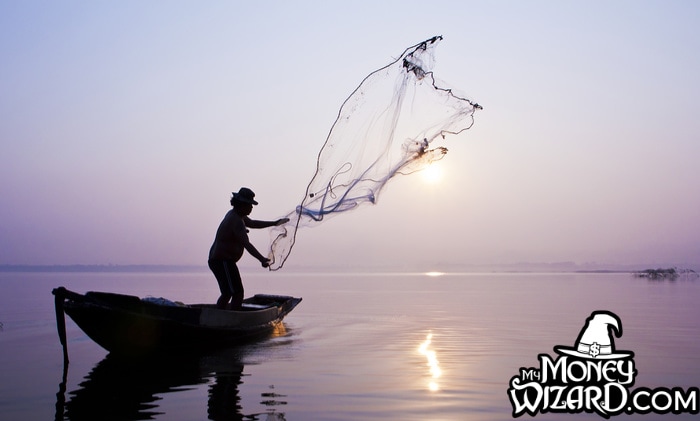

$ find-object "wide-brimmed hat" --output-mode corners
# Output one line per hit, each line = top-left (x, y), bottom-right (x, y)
(231, 187), (258, 205)
(554, 311), (634, 360)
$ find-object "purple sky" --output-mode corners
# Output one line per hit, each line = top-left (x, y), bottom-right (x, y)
(2, 1), (699, 270)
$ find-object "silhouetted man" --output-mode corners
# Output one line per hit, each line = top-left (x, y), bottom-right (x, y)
(208, 187), (288, 309)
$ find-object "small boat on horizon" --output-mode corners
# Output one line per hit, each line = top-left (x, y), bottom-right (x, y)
(52, 286), (302, 359)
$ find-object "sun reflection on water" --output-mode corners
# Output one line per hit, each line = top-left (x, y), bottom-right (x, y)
(424, 271), (445, 277)
(418, 332), (442, 391)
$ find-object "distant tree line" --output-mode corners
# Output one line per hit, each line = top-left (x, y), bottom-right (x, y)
(634, 267), (698, 280)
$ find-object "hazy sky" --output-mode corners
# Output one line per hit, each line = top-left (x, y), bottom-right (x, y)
(2, 1), (699, 270)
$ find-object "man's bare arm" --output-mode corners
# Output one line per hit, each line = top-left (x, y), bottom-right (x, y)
(244, 216), (289, 229)
(244, 241), (270, 267)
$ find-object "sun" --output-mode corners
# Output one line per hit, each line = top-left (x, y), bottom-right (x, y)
(421, 164), (443, 184)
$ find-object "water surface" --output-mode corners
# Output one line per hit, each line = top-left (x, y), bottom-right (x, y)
(0, 271), (698, 420)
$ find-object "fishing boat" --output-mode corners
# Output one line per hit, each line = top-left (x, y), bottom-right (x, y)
(52, 286), (301, 358)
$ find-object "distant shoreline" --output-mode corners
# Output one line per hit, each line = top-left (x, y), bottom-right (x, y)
(1, 263), (694, 274)
(0, 264), (208, 273)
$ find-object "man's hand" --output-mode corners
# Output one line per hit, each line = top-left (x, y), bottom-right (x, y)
(275, 218), (290, 226)
(260, 258), (271, 268)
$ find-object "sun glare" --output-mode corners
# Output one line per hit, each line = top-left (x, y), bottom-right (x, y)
(425, 271), (445, 277)
(421, 164), (443, 184)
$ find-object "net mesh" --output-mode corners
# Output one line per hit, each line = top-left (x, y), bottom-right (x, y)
(268, 36), (481, 270)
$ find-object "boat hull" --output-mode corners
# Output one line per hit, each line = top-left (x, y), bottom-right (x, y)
(54, 287), (301, 356)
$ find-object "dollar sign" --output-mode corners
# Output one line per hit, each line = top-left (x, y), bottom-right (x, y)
(590, 342), (600, 358)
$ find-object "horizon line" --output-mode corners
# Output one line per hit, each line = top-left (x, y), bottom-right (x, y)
(1, 262), (693, 274)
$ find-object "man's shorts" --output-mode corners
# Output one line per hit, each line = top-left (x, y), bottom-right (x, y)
(208, 259), (243, 296)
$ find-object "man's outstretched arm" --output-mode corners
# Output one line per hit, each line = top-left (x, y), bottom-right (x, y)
(244, 216), (289, 229)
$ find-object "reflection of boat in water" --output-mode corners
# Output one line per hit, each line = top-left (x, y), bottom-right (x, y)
(52, 286), (301, 357)
(62, 353), (214, 420)
(57, 345), (289, 421)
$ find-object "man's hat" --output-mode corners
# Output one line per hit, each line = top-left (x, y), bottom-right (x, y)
(554, 311), (634, 360)
(232, 187), (258, 205)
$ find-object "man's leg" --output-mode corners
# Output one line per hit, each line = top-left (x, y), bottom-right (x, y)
(226, 262), (244, 310)
(210, 259), (233, 310)
(217, 293), (232, 309)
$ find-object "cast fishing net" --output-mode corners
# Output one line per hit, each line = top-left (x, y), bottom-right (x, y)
(268, 36), (481, 270)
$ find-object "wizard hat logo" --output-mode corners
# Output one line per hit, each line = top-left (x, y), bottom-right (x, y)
(554, 311), (634, 359)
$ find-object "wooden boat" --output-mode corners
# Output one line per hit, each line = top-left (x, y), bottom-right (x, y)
(52, 286), (302, 358)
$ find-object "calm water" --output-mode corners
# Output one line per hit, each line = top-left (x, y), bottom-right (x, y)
(0, 271), (698, 420)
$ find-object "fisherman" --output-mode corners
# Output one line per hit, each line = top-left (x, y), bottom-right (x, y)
(208, 188), (288, 309)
